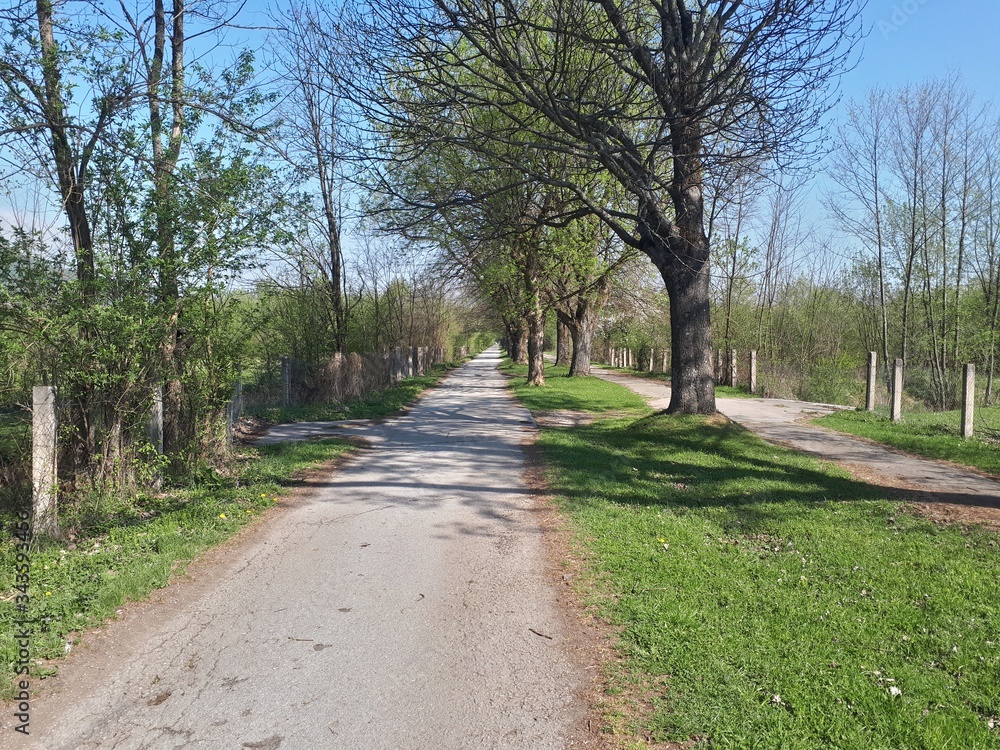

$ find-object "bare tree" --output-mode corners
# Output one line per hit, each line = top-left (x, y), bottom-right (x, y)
(349, 0), (862, 413)
(827, 88), (892, 370)
(269, 0), (351, 353)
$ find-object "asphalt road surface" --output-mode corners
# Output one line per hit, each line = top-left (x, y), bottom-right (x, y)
(5, 348), (586, 750)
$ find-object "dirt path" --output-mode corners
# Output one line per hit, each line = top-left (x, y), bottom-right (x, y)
(591, 367), (1000, 529)
(5, 349), (591, 750)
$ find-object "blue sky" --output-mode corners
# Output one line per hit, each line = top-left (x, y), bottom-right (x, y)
(787, 0), (1000, 259)
(842, 0), (999, 104)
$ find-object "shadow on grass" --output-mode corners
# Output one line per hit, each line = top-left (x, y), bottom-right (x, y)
(538, 412), (895, 529)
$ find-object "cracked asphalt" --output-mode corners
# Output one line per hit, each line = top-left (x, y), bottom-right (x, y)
(6, 348), (586, 750)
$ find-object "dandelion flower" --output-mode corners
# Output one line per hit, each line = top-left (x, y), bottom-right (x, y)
(219, 513), (227, 519)
(45, 591), (52, 596)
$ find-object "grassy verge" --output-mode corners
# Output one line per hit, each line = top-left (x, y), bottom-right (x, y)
(0, 437), (353, 698)
(508, 372), (1000, 749)
(247, 363), (457, 423)
(501, 362), (650, 414)
(816, 407), (1000, 478)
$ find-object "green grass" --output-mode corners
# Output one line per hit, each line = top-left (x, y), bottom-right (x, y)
(0, 438), (354, 699)
(816, 407), (1000, 478)
(503, 361), (650, 414)
(508, 374), (1000, 749)
(247, 364), (455, 424)
(715, 384), (758, 399)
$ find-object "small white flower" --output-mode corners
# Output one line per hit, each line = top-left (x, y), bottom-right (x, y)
(889, 686), (902, 698)
(770, 694), (783, 705)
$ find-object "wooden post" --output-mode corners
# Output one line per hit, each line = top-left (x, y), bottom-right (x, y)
(281, 355), (291, 406)
(750, 351), (758, 395)
(891, 358), (904, 422)
(32, 386), (58, 537)
(729, 349), (737, 387)
(866, 351), (877, 412)
(962, 363), (975, 439)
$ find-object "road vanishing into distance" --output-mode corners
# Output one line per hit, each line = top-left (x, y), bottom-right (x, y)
(6, 348), (589, 750)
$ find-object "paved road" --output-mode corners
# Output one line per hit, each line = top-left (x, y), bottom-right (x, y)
(592, 367), (1000, 513)
(7, 348), (586, 750)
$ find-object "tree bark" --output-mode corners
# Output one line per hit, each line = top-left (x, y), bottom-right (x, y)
(149, 0), (188, 456)
(526, 302), (545, 386)
(641, 125), (716, 415)
(555, 318), (571, 366)
(558, 303), (599, 377)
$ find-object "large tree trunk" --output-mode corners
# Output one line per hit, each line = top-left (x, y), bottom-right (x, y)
(515, 323), (529, 364)
(558, 303), (598, 377)
(555, 318), (571, 366)
(526, 303), (545, 386)
(660, 251), (715, 413)
(567, 317), (595, 377)
(641, 127), (716, 414)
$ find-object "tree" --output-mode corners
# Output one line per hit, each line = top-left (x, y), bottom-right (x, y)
(350, 0), (862, 413)
(827, 88), (892, 371)
(0, 0), (138, 465)
(269, 0), (352, 353)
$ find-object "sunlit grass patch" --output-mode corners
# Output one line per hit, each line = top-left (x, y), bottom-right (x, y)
(511, 375), (1000, 749)
(817, 407), (1000, 478)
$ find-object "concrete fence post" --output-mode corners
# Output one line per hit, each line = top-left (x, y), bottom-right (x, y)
(962, 363), (975, 439)
(891, 358), (904, 422)
(729, 349), (738, 387)
(662, 351), (669, 373)
(32, 385), (58, 537)
(750, 351), (758, 395)
(281, 355), (291, 406)
(226, 379), (243, 439)
(866, 351), (877, 412)
(148, 386), (164, 454)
